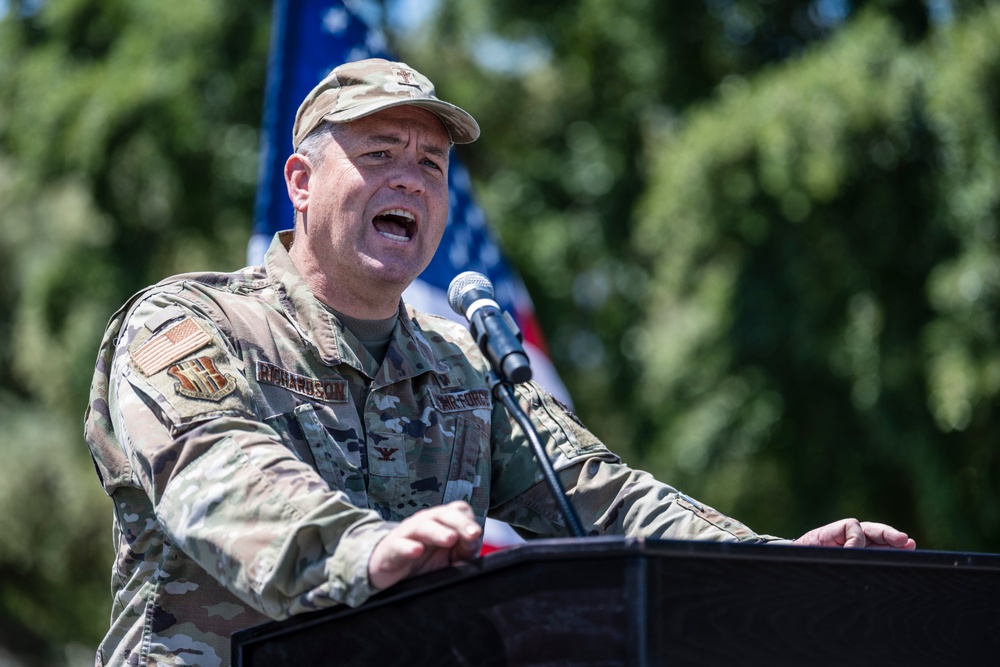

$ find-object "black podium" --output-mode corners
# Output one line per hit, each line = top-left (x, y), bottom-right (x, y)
(232, 538), (1000, 666)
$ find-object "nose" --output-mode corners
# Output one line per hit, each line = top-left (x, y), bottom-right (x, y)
(388, 154), (424, 195)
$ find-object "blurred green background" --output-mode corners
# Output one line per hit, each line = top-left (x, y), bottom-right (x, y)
(2, 0), (999, 663)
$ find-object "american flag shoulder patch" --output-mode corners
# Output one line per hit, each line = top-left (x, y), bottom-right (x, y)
(131, 317), (211, 376)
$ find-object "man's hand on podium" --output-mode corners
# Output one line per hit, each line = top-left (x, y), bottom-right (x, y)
(793, 519), (917, 550)
(368, 501), (484, 592)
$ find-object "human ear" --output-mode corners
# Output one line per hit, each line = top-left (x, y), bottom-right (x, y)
(284, 154), (311, 212)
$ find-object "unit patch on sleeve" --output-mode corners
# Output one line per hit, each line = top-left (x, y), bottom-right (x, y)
(167, 357), (237, 401)
(256, 361), (348, 403)
(131, 317), (211, 376)
(431, 389), (491, 413)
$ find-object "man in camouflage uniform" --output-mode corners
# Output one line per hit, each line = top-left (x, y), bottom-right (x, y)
(84, 58), (915, 666)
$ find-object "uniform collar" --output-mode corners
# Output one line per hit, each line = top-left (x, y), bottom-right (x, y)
(264, 231), (449, 382)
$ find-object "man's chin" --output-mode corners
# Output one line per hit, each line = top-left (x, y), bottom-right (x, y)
(358, 259), (425, 292)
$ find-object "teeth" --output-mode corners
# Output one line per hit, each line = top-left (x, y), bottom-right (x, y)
(374, 208), (415, 242)
(382, 208), (414, 221)
(380, 231), (409, 242)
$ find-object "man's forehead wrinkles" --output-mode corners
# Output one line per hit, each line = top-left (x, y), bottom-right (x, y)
(368, 133), (405, 145)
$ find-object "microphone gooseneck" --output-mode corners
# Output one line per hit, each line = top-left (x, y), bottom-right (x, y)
(447, 271), (584, 538)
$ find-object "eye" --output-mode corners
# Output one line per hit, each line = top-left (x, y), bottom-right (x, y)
(421, 157), (445, 173)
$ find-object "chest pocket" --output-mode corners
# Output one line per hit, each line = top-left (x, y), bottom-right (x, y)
(366, 410), (490, 522)
(441, 417), (485, 505)
(291, 402), (369, 509)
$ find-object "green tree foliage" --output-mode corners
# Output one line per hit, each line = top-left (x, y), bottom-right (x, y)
(0, 0), (270, 662)
(634, 8), (1000, 547)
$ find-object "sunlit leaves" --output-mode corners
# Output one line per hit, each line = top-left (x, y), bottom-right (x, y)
(0, 0), (272, 659)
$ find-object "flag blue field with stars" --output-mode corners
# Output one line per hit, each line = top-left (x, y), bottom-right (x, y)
(250, 0), (568, 550)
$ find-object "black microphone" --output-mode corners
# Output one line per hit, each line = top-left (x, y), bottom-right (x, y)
(448, 272), (533, 384)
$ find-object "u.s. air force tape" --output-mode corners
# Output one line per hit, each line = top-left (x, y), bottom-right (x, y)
(430, 389), (491, 413)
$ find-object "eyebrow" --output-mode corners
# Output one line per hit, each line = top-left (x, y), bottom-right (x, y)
(366, 133), (451, 160)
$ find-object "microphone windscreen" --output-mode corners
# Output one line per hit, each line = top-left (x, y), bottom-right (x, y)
(447, 271), (494, 316)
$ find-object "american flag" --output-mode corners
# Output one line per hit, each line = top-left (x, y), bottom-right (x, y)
(250, 0), (569, 551)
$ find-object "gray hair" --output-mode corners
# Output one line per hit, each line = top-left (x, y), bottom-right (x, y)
(294, 121), (340, 165)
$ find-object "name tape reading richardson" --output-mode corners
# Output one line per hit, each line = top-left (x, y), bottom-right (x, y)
(256, 361), (348, 403)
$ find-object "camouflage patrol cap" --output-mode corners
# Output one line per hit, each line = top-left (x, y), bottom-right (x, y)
(292, 58), (481, 148)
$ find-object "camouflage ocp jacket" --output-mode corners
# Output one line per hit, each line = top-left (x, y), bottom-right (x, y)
(84, 231), (783, 666)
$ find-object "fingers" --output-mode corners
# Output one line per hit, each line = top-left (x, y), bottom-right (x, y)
(860, 522), (917, 550)
(368, 501), (483, 591)
(793, 519), (916, 550)
(393, 501), (482, 559)
(841, 520), (866, 548)
(792, 520), (859, 547)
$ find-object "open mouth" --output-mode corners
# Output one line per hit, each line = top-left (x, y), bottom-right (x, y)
(373, 209), (416, 242)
